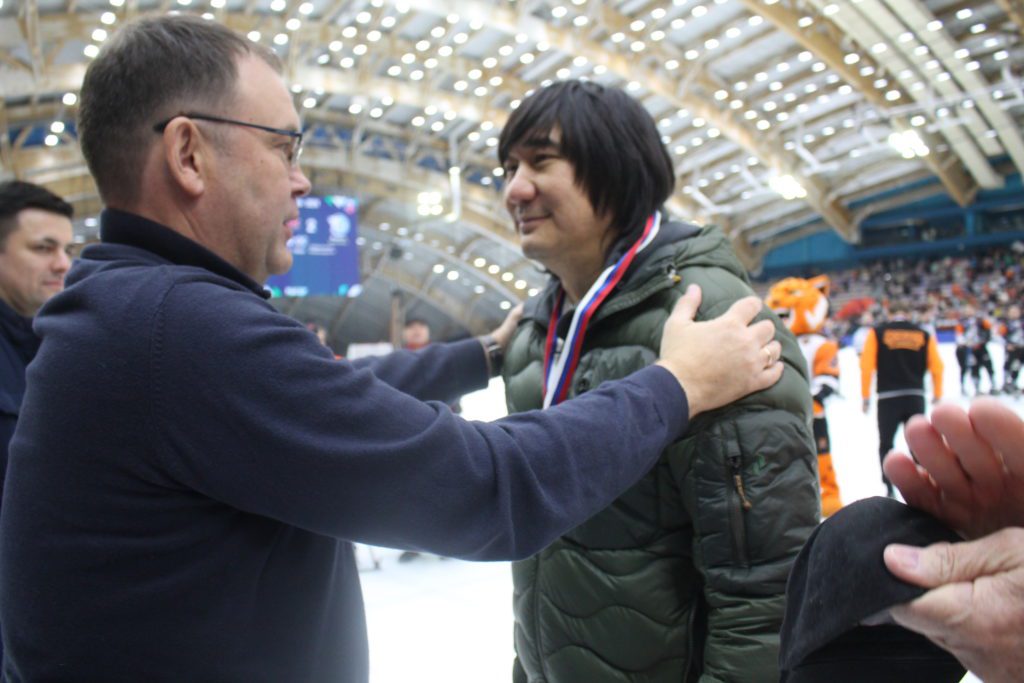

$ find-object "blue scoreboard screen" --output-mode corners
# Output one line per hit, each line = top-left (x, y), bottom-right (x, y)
(267, 195), (361, 297)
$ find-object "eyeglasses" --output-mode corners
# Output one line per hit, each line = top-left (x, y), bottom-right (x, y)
(153, 113), (304, 166)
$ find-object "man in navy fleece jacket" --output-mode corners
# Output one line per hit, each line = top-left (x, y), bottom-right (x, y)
(0, 15), (785, 682)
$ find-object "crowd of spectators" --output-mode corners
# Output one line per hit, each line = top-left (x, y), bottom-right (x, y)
(756, 241), (1024, 341)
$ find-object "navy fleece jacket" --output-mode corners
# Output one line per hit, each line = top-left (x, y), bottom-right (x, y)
(0, 209), (689, 682)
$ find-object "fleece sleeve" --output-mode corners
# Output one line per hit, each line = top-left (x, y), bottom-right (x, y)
(150, 282), (690, 562)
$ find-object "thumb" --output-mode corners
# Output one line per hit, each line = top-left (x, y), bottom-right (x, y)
(671, 284), (702, 323)
(885, 535), (1010, 588)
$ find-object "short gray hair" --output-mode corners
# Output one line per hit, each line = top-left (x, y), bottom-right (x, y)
(78, 14), (281, 204)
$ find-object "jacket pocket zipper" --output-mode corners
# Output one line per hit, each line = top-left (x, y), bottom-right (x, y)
(727, 453), (751, 567)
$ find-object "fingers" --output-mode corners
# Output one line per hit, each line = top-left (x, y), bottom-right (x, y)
(969, 397), (1024, 481)
(670, 284), (702, 323)
(932, 403), (1005, 498)
(722, 296), (763, 328)
(904, 414), (972, 501)
(888, 582), (974, 640)
(884, 451), (942, 517)
(886, 530), (1024, 589)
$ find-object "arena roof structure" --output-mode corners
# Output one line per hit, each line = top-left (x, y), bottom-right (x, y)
(1, 0), (1022, 347)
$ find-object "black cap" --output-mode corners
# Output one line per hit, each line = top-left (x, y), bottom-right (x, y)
(780, 496), (966, 682)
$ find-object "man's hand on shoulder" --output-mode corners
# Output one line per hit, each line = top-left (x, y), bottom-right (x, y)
(656, 284), (783, 418)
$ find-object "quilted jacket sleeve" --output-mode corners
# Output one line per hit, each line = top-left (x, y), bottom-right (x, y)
(670, 265), (819, 682)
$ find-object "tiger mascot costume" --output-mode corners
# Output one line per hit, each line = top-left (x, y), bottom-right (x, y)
(765, 275), (843, 517)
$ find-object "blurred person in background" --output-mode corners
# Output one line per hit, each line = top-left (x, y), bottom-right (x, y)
(860, 300), (943, 497)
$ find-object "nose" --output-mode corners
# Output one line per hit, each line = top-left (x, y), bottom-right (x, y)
(291, 164), (312, 197)
(503, 167), (537, 211)
(53, 249), (72, 275)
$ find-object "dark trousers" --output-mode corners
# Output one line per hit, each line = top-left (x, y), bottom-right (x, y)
(1005, 347), (1024, 389)
(877, 394), (926, 494)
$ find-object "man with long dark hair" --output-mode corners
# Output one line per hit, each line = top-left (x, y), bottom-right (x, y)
(498, 80), (819, 682)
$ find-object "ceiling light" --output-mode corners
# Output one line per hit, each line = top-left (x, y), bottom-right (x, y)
(888, 130), (928, 158)
(45, 134), (59, 147)
(685, 49), (699, 60)
(927, 20), (942, 31)
(692, 5), (707, 17)
(798, 16), (813, 27)
(769, 174), (807, 200)
(956, 8), (973, 19)
(62, 92), (77, 106)
(748, 15), (763, 26)
(844, 53), (860, 65)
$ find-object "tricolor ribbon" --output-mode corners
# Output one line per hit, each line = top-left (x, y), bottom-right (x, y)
(542, 211), (662, 408)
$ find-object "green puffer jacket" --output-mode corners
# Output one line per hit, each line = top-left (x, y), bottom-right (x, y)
(503, 222), (819, 683)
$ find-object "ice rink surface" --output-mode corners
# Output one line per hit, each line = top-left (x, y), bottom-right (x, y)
(360, 343), (1020, 681)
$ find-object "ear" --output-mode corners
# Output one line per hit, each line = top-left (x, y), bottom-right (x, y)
(810, 274), (830, 298)
(159, 118), (208, 199)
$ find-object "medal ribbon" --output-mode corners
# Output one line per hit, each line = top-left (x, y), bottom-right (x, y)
(542, 211), (662, 408)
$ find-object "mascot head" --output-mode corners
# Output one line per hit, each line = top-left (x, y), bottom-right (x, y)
(765, 275), (830, 335)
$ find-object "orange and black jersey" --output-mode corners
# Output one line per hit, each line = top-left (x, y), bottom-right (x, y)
(861, 320), (943, 400)
(1001, 318), (1024, 348)
(955, 317), (993, 348)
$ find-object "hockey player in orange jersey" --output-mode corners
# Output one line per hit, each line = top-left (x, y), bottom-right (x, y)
(766, 275), (843, 517)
